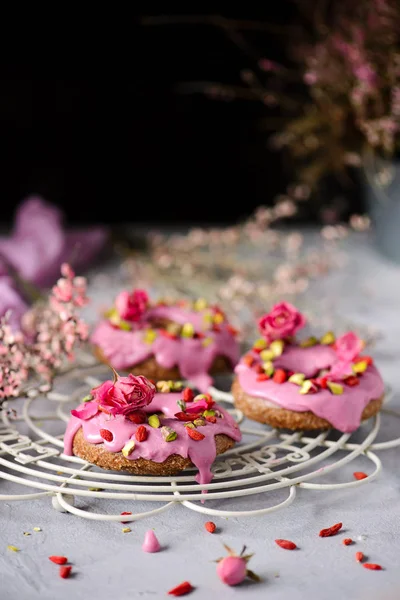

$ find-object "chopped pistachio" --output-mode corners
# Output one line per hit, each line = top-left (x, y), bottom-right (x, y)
(299, 336), (318, 348)
(148, 414), (161, 428)
(260, 348), (275, 362)
(184, 422), (196, 429)
(122, 527), (131, 533)
(320, 331), (335, 345)
(172, 381), (184, 391)
(181, 323), (195, 338)
(193, 418), (206, 427)
(82, 394), (93, 403)
(270, 339), (284, 357)
(122, 440), (136, 457)
(143, 329), (157, 344)
(253, 338), (267, 351)
(7, 545), (19, 552)
(194, 298), (208, 311)
(161, 426), (177, 442)
(156, 381), (171, 393)
(299, 380), (314, 394)
(33, 527), (41, 532)
(327, 381), (344, 395)
(213, 312), (224, 325)
(203, 409), (216, 417)
(202, 337), (213, 347)
(288, 373), (306, 385)
(118, 320), (132, 331)
(262, 361), (275, 377)
(193, 394), (208, 402)
(167, 323), (182, 336)
(352, 360), (368, 374)
(177, 399), (186, 412)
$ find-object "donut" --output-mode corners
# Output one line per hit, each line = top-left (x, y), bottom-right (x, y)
(231, 302), (385, 432)
(63, 374), (242, 484)
(91, 289), (240, 392)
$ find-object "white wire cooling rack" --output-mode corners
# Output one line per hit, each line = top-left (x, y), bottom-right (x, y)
(0, 363), (399, 522)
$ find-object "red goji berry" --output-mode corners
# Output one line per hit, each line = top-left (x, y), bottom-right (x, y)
(363, 563), (382, 571)
(174, 412), (201, 421)
(344, 376), (360, 387)
(49, 556), (68, 565)
(205, 521), (216, 533)
(353, 472), (368, 480)
(355, 551), (364, 562)
(135, 425), (148, 442)
(127, 410), (147, 424)
(256, 373), (270, 382)
(205, 415), (217, 423)
(182, 387), (194, 402)
(59, 566), (72, 579)
(273, 369), (287, 384)
(100, 429), (113, 442)
(243, 354), (255, 367)
(319, 522), (342, 537)
(275, 539), (297, 550)
(168, 581), (193, 596)
(343, 538), (353, 546)
(186, 428), (205, 441)
(120, 511), (132, 524)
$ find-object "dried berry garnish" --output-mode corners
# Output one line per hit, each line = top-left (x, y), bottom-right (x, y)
(59, 566), (72, 579)
(272, 369), (287, 384)
(120, 511), (132, 524)
(186, 428), (205, 441)
(205, 521), (216, 533)
(100, 429), (113, 442)
(182, 387), (194, 402)
(135, 425), (148, 442)
(127, 410), (147, 424)
(363, 563), (382, 571)
(319, 522), (342, 537)
(275, 539), (297, 550)
(355, 551), (364, 562)
(168, 581), (193, 596)
(49, 556), (68, 565)
(343, 538), (353, 546)
(353, 472), (368, 480)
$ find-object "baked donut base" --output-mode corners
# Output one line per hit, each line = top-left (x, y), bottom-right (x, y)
(94, 345), (231, 381)
(72, 427), (236, 475)
(232, 378), (384, 431)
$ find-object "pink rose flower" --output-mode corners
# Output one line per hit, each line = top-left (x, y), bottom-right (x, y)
(115, 288), (149, 322)
(92, 374), (155, 416)
(335, 332), (364, 362)
(258, 302), (306, 342)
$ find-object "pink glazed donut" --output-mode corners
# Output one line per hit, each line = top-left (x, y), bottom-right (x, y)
(91, 289), (240, 392)
(232, 302), (384, 433)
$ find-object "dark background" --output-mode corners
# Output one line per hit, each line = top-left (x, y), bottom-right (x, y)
(0, 7), (354, 226)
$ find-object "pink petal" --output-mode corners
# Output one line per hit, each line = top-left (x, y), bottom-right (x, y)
(186, 400), (209, 413)
(70, 401), (99, 420)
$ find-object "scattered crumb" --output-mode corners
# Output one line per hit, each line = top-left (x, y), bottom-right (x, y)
(122, 527), (131, 533)
(33, 527), (42, 532)
(89, 487), (104, 492)
(23, 532), (31, 537)
(7, 545), (19, 552)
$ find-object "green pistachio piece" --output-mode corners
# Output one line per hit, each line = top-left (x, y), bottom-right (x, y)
(260, 348), (275, 361)
(161, 426), (177, 442)
(194, 298), (208, 311)
(82, 394), (93, 402)
(148, 414), (161, 428)
(253, 338), (267, 351)
(203, 409), (216, 417)
(299, 336), (318, 348)
(352, 360), (368, 374)
(262, 361), (275, 377)
(177, 399), (187, 412)
(118, 320), (132, 331)
(156, 381), (171, 393)
(299, 380), (314, 394)
(143, 329), (157, 344)
(181, 323), (195, 338)
(327, 381), (344, 395)
(288, 373), (305, 386)
(172, 381), (184, 391)
(193, 418), (206, 427)
(184, 422), (196, 429)
(121, 440), (135, 457)
(270, 339), (285, 357)
(320, 331), (335, 345)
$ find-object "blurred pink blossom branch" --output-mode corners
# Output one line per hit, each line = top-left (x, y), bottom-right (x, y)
(0, 263), (89, 404)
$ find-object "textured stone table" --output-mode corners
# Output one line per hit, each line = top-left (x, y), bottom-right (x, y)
(1, 230), (400, 600)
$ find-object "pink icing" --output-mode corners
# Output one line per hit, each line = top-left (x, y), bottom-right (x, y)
(63, 392), (242, 485)
(91, 304), (240, 392)
(142, 530), (161, 553)
(235, 345), (385, 432)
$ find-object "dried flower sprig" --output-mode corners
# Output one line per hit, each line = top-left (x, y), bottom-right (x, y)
(0, 263), (89, 405)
